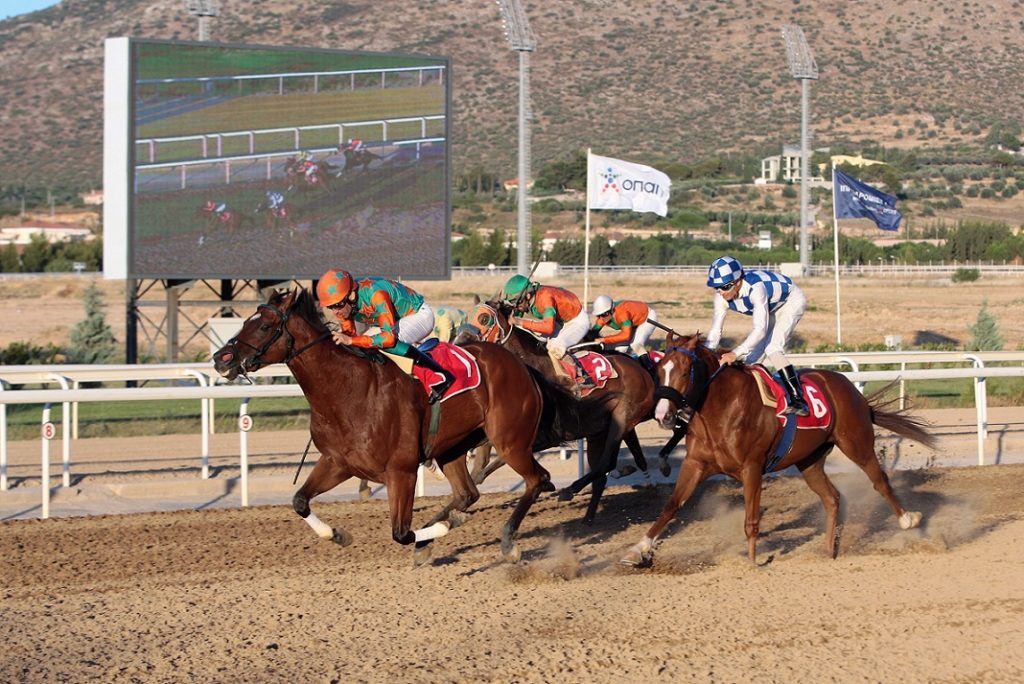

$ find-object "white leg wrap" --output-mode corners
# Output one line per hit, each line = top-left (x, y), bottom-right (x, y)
(304, 512), (334, 540)
(413, 521), (451, 543)
(634, 535), (655, 555)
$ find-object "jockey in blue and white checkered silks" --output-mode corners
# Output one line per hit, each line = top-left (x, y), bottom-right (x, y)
(705, 256), (809, 416)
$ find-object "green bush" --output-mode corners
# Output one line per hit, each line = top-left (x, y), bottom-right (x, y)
(951, 268), (980, 282)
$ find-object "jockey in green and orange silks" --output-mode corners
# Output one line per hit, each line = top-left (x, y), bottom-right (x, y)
(317, 269), (454, 403)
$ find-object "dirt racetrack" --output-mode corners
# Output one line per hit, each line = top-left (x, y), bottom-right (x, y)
(3, 460), (1024, 683)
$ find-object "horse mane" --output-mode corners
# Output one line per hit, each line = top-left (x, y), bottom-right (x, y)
(267, 288), (328, 333)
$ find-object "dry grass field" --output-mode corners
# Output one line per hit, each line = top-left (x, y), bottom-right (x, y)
(2, 271), (1020, 358)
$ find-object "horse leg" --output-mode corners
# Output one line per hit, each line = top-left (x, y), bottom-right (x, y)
(474, 452), (506, 485)
(584, 426), (629, 524)
(358, 478), (372, 502)
(423, 456), (480, 530)
(740, 465), (765, 563)
(621, 457), (710, 566)
(292, 457), (354, 546)
(796, 446), (841, 558)
(558, 435), (603, 501)
(616, 428), (653, 486)
(834, 428), (922, 530)
(492, 439), (554, 563)
(657, 425), (687, 477)
(383, 468), (452, 567)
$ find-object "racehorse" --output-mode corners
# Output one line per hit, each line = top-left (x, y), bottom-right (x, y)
(621, 333), (937, 567)
(454, 298), (656, 523)
(212, 288), (558, 565)
(254, 197), (301, 236)
(196, 202), (246, 236)
(340, 146), (382, 173)
(283, 157), (332, 190)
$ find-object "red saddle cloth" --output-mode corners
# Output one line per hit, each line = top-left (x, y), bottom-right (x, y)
(559, 351), (619, 397)
(750, 366), (833, 429)
(411, 342), (481, 403)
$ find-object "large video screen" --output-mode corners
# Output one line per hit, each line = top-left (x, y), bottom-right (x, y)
(104, 38), (450, 280)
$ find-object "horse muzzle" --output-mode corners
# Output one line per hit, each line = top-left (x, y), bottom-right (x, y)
(213, 343), (249, 380)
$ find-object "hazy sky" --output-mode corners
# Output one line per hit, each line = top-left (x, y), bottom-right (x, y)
(2, 0), (59, 21)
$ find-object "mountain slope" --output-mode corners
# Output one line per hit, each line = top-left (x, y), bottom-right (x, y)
(1, 0), (1023, 188)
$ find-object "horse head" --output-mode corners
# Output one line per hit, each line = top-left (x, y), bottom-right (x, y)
(454, 297), (508, 345)
(652, 333), (720, 429)
(213, 289), (328, 381)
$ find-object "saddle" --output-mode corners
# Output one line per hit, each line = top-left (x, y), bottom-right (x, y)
(748, 365), (832, 473)
(559, 350), (618, 398)
(410, 340), (481, 403)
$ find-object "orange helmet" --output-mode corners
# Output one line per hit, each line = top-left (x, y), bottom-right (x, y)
(317, 269), (355, 306)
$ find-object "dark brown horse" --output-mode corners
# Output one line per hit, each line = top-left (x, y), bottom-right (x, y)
(454, 299), (656, 523)
(196, 202), (246, 235)
(621, 333), (937, 567)
(212, 288), (556, 565)
(254, 196), (301, 236)
(340, 146), (382, 173)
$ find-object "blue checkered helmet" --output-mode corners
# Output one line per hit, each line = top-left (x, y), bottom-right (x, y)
(707, 256), (743, 288)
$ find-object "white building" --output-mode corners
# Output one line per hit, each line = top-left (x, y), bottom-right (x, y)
(0, 222), (94, 247)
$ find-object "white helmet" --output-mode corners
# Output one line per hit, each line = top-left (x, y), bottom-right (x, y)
(592, 294), (614, 318)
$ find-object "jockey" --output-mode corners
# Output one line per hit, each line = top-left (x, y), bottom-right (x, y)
(345, 138), (364, 153)
(501, 274), (593, 387)
(590, 295), (659, 365)
(317, 268), (455, 404)
(202, 200), (229, 217)
(265, 190), (285, 211)
(705, 255), (809, 416)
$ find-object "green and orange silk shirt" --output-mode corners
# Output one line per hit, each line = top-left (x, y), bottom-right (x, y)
(591, 300), (650, 345)
(339, 276), (424, 354)
(516, 286), (583, 336)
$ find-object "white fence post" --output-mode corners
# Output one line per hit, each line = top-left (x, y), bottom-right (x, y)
(239, 399), (252, 507)
(41, 404), (54, 519)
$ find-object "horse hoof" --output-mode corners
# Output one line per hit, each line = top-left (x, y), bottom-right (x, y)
(413, 543), (432, 567)
(659, 459), (671, 477)
(540, 480), (556, 493)
(358, 489), (371, 503)
(899, 511), (922, 530)
(557, 489), (575, 502)
(448, 510), (468, 529)
(619, 548), (652, 568)
(501, 542), (522, 564)
(331, 529), (353, 546)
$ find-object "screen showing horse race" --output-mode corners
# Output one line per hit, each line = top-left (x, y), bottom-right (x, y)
(103, 38), (450, 280)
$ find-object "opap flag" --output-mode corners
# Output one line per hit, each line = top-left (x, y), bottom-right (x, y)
(588, 153), (671, 216)
(833, 168), (902, 231)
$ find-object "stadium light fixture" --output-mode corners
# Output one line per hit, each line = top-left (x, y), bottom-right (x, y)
(496, 0), (535, 275)
(185, 0), (219, 42)
(781, 24), (818, 276)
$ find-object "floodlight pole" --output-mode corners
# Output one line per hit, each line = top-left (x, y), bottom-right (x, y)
(186, 0), (219, 42)
(497, 0), (536, 276)
(782, 24), (818, 276)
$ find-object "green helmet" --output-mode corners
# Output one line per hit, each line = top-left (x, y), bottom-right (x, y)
(501, 274), (536, 301)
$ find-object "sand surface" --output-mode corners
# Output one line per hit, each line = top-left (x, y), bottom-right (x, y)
(2, 427), (1024, 683)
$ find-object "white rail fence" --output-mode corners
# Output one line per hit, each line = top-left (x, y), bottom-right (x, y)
(1, 351), (1022, 518)
(136, 114), (445, 163)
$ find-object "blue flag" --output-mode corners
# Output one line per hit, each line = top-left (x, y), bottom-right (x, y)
(833, 169), (902, 231)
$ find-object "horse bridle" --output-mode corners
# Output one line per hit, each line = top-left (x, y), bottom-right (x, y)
(463, 302), (514, 345)
(654, 346), (709, 423)
(225, 301), (330, 378)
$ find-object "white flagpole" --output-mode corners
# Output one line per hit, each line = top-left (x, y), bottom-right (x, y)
(583, 147), (592, 307)
(832, 162), (842, 345)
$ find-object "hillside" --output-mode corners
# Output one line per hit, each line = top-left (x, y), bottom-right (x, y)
(1, 0), (1024, 189)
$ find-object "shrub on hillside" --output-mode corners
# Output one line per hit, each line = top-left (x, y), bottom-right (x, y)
(951, 268), (980, 282)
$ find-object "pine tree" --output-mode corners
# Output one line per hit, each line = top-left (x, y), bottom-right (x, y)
(0, 243), (19, 272)
(67, 282), (117, 364)
(967, 298), (1004, 351)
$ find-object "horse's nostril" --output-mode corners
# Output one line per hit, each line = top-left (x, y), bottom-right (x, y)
(219, 351), (233, 363)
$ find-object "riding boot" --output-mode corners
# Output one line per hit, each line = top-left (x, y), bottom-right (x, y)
(571, 353), (596, 389)
(780, 365), (810, 417)
(637, 352), (655, 374)
(407, 346), (455, 404)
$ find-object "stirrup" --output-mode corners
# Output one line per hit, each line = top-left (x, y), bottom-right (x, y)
(783, 399), (810, 417)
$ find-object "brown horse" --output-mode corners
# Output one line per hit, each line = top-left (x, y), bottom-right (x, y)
(620, 333), (937, 567)
(283, 157), (332, 190)
(196, 202), (246, 236)
(340, 146), (382, 173)
(212, 288), (557, 565)
(454, 299), (656, 523)
(254, 197), (301, 236)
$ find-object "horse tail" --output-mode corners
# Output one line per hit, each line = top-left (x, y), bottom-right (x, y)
(866, 380), (938, 449)
(528, 367), (618, 449)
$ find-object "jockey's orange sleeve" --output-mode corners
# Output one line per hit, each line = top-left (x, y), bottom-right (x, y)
(349, 290), (399, 349)
(518, 286), (582, 335)
(599, 301), (649, 344)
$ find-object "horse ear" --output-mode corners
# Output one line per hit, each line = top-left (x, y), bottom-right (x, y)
(473, 293), (481, 305)
(685, 334), (701, 350)
(278, 289), (297, 308)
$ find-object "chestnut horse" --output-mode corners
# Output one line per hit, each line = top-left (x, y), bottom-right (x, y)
(454, 299), (656, 523)
(213, 289), (556, 565)
(621, 334), (937, 567)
